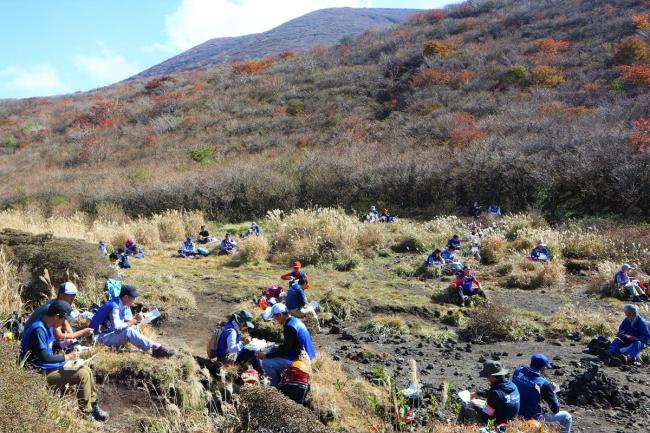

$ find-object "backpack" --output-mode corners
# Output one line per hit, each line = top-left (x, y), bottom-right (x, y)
(105, 278), (122, 300)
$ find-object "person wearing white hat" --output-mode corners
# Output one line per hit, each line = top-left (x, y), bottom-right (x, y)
(255, 303), (317, 387)
(24, 282), (94, 343)
(615, 264), (648, 302)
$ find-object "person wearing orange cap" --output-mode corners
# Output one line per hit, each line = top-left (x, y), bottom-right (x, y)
(281, 261), (310, 289)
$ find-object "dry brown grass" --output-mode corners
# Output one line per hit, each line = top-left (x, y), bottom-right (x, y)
(236, 235), (270, 264)
(0, 248), (22, 321)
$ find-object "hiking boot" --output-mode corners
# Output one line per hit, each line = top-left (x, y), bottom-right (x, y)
(91, 402), (109, 422)
(618, 354), (631, 365)
(152, 345), (175, 358)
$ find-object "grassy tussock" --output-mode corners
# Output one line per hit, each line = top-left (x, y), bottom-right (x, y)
(588, 260), (623, 298)
(0, 248), (21, 321)
(461, 302), (541, 342)
(235, 235), (270, 264)
(505, 258), (565, 290)
(359, 315), (409, 336)
(547, 307), (617, 339)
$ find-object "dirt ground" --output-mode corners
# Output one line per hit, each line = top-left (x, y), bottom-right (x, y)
(117, 250), (650, 433)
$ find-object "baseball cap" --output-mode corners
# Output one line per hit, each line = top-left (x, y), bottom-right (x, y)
(271, 303), (288, 316)
(58, 282), (78, 296)
(622, 263), (633, 270)
(47, 300), (72, 317)
(479, 360), (508, 377)
(530, 353), (553, 369)
(120, 285), (140, 298)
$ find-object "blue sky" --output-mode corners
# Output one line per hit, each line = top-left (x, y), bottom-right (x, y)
(0, 0), (455, 99)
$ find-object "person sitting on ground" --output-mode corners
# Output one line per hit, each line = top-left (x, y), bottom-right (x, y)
(197, 225), (215, 244)
(255, 303), (316, 388)
(379, 208), (397, 224)
(220, 233), (238, 254)
(447, 234), (462, 251)
(513, 354), (572, 433)
(25, 282), (94, 346)
(207, 310), (260, 369)
(469, 201), (481, 218)
(608, 304), (650, 364)
(530, 240), (551, 263)
(488, 203), (502, 218)
(89, 285), (175, 358)
(424, 248), (444, 267)
(453, 266), (487, 307)
(468, 229), (482, 262)
(365, 206), (380, 223)
(98, 240), (108, 257)
(441, 245), (464, 274)
(458, 360), (520, 430)
(179, 236), (199, 258)
(615, 263), (648, 302)
(285, 278), (320, 333)
(109, 251), (130, 269)
(124, 239), (145, 258)
(20, 300), (108, 421)
(281, 261), (310, 289)
(251, 221), (262, 236)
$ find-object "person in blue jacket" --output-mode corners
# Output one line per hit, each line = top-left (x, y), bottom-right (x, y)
(20, 300), (108, 421)
(90, 285), (175, 358)
(424, 248), (444, 267)
(513, 354), (572, 433)
(458, 360), (520, 429)
(251, 222), (262, 236)
(256, 303), (316, 388)
(488, 203), (502, 218)
(220, 233), (238, 254)
(447, 234), (462, 250)
(441, 245), (464, 273)
(285, 278), (320, 333)
(615, 263), (647, 302)
(608, 304), (650, 363)
(179, 236), (199, 258)
(530, 240), (551, 263)
(207, 310), (259, 369)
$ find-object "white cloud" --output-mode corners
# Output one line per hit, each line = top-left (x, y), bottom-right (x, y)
(74, 52), (139, 83)
(163, 0), (372, 51)
(0, 64), (68, 97)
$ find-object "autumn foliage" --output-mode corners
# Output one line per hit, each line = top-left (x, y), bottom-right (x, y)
(629, 118), (650, 153)
(449, 127), (488, 147)
(423, 39), (457, 58)
(412, 68), (474, 87)
(534, 38), (570, 55)
(232, 58), (276, 74)
(620, 64), (650, 86)
(530, 65), (565, 87)
(632, 13), (650, 31)
(613, 36), (648, 65)
(409, 9), (445, 25)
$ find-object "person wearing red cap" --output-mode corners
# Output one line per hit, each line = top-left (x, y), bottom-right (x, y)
(281, 261), (310, 289)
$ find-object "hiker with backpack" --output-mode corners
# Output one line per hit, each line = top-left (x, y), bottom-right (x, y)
(608, 304), (650, 365)
(615, 263), (648, 302)
(513, 354), (573, 433)
(124, 239), (145, 258)
(281, 261), (310, 289)
(25, 282), (93, 345)
(256, 303), (316, 388)
(458, 360), (520, 431)
(90, 285), (175, 358)
(453, 265), (487, 307)
(20, 300), (108, 421)
(207, 310), (259, 369)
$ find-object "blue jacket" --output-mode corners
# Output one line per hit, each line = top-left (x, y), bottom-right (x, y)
(485, 379), (520, 425)
(426, 252), (444, 266)
(488, 206), (501, 216)
(89, 297), (125, 333)
(441, 248), (456, 262)
(286, 317), (316, 360)
(212, 320), (241, 359)
(615, 271), (630, 285)
(513, 366), (560, 419)
(251, 223), (262, 236)
(530, 246), (551, 261)
(20, 320), (65, 372)
(447, 238), (462, 250)
(181, 240), (196, 254)
(617, 314), (650, 345)
(286, 284), (308, 310)
(220, 239), (236, 251)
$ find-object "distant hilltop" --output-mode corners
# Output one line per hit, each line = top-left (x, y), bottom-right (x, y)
(131, 7), (422, 79)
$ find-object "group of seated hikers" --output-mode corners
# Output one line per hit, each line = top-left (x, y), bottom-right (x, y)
(206, 302), (316, 394)
(99, 238), (146, 269)
(424, 229), (482, 276)
(365, 205), (397, 224)
(19, 281), (176, 422)
(178, 223), (261, 258)
(460, 354), (572, 433)
(469, 201), (502, 219)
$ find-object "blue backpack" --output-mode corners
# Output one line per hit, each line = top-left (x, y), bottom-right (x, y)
(105, 278), (122, 299)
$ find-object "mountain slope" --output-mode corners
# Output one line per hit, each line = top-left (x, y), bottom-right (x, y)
(133, 7), (421, 79)
(0, 0), (649, 221)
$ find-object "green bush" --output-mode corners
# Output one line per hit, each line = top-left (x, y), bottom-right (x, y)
(495, 263), (513, 276)
(503, 65), (530, 86)
(391, 234), (426, 253)
(188, 146), (215, 163)
(333, 252), (361, 271)
(287, 99), (305, 115)
(441, 309), (465, 326)
(393, 263), (418, 278)
(3, 135), (18, 152)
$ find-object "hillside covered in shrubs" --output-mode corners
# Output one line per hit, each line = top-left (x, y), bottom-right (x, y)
(0, 0), (649, 220)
